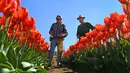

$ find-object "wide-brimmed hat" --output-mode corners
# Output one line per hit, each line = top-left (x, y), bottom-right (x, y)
(77, 15), (85, 20)
(56, 15), (62, 20)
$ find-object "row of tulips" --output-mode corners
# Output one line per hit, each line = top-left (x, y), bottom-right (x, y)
(62, 0), (130, 73)
(0, 1), (49, 53)
(63, 12), (129, 57)
(63, 0), (130, 58)
(0, 0), (49, 73)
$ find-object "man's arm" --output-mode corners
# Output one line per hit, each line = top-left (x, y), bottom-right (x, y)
(87, 22), (95, 30)
(49, 23), (54, 35)
(77, 26), (80, 39)
(62, 24), (68, 37)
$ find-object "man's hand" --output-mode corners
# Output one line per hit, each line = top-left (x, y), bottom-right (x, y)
(59, 34), (65, 38)
(49, 35), (53, 41)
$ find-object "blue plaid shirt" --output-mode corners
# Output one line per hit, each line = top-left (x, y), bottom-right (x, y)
(49, 23), (68, 38)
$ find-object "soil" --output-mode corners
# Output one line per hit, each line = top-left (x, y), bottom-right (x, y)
(48, 58), (77, 73)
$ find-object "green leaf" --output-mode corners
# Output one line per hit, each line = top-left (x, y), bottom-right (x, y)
(106, 42), (113, 57)
(115, 39), (121, 49)
(6, 47), (17, 68)
(13, 44), (20, 55)
(0, 29), (6, 41)
(27, 67), (37, 72)
(21, 62), (32, 68)
(0, 44), (4, 51)
(0, 52), (8, 63)
(3, 40), (11, 55)
(0, 63), (12, 70)
(0, 68), (11, 73)
(16, 68), (23, 73)
(112, 57), (126, 73)
(125, 44), (130, 69)
(36, 66), (48, 73)
(106, 42), (113, 54)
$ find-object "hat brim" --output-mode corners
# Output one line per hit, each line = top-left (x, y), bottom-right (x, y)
(77, 17), (85, 20)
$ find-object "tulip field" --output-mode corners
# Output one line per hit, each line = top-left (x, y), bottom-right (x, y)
(62, 0), (130, 73)
(1, 0), (130, 73)
(0, 0), (49, 73)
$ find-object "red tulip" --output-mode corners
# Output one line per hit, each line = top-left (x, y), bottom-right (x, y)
(95, 24), (101, 31)
(93, 42), (100, 48)
(99, 31), (105, 39)
(12, 7), (28, 24)
(122, 4), (129, 15)
(94, 31), (105, 42)
(117, 14), (126, 24)
(85, 33), (92, 40)
(118, 0), (128, 4)
(0, 0), (20, 12)
(0, 0), (8, 12)
(114, 21), (121, 29)
(18, 7), (28, 21)
(0, 16), (6, 25)
(80, 37), (89, 43)
(128, 1), (130, 13)
(24, 17), (35, 28)
(15, 0), (20, 9)
(99, 24), (109, 32)
(110, 12), (118, 22)
(128, 33), (130, 38)
(110, 21), (116, 28)
(8, 33), (13, 38)
(109, 27), (115, 33)
(104, 17), (111, 26)
(89, 29), (98, 37)
(125, 20), (130, 29)
(121, 24), (129, 33)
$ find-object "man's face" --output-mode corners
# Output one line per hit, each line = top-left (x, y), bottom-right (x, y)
(57, 19), (62, 24)
(78, 18), (84, 24)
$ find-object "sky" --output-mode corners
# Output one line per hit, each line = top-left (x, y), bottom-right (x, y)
(21, 0), (124, 51)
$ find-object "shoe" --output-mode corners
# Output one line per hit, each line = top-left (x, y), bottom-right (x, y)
(57, 62), (62, 67)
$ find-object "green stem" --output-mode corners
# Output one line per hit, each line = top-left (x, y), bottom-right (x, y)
(3, 17), (11, 42)
(1, 16), (12, 54)
(6, 62), (15, 71)
(18, 28), (31, 67)
(10, 24), (19, 44)
(118, 29), (121, 40)
(110, 37), (112, 44)
(126, 0), (130, 20)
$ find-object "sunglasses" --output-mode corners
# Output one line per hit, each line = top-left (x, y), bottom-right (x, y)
(57, 19), (62, 20)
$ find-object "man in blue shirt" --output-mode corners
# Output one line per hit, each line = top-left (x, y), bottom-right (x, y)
(48, 15), (68, 66)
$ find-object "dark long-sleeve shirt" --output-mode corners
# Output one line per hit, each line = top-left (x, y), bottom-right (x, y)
(77, 22), (95, 38)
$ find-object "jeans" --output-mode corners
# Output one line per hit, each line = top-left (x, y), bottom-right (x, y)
(49, 38), (64, 64)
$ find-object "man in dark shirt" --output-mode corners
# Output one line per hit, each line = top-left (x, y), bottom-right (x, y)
(77, 15), (95, 39)
(48, 15), (68, 66)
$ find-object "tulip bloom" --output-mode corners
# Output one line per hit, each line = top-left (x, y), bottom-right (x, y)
(118, 0), (128, 4)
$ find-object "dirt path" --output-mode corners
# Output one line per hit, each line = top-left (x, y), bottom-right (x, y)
(48, 66), (74, 73)
(48, 58), (77, 73)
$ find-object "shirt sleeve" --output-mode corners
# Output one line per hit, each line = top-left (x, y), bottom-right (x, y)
(87, 22), (95, 30)
(62, 24), (68, 37)
(77, 26), (80, 38)
(49, 23), (54, 35)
